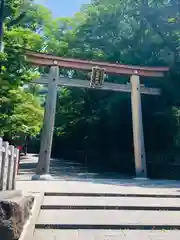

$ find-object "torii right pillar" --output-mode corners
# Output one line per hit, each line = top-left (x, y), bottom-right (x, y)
(131, 75), (147, 178)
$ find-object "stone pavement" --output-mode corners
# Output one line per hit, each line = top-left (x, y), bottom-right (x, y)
(34, 229), (180, 240)
(17, 154), (128, 181)
(17, 154), (180, 239)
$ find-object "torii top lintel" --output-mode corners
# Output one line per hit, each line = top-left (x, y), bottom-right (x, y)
(26, 51), (169, 78)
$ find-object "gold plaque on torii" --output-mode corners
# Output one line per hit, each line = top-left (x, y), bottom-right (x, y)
(90, 66), (105, 88)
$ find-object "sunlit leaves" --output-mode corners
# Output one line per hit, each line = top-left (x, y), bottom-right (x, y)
(0, 87), (43, 138)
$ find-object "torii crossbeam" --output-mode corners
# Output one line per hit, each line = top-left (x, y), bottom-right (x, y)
(26, 51), (169, 180)
(26, 51), (168, 77)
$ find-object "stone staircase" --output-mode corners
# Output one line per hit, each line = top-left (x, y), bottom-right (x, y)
(33, 191), (180, 239)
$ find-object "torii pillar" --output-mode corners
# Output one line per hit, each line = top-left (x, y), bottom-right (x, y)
(32, 65), (59, 180)
(131, 75), (147, 178)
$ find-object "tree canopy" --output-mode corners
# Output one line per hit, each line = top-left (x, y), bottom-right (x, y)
(0, 0), (45, 140)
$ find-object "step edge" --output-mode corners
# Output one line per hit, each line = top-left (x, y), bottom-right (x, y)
(40, 205), (180, 211)
(44, 192), (180, 198)
(35, 224), (180, 230)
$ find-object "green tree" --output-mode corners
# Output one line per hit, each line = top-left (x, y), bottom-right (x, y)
(0, 86), (43, 139)
(0, 0), (46, 139)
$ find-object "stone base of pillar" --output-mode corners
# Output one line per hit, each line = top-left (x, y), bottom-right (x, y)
(134, 177), (149, 181)
(31, 174), (54, 181)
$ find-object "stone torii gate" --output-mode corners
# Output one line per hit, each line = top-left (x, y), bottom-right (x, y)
(26, 51), (169, 180)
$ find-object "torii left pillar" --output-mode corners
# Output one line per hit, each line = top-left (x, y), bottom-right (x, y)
(131, 75), (147, 178)
(32, 65), (59, 180)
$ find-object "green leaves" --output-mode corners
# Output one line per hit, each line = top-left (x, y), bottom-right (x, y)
(0, 0), (45, 139)
(0, 86), (43, 139)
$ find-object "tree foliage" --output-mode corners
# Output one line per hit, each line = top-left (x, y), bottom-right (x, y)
(0, 0), (45, 140)
(0, 86), (43, 139)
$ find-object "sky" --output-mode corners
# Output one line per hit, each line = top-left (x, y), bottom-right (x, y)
(36, 0), (91, 17)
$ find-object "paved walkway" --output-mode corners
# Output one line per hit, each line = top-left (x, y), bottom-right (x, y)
(17, 154), (180, 239)
(17, 154), (128, 181)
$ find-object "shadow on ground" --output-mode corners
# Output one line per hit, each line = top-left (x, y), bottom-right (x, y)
(18, 154), (180, 189)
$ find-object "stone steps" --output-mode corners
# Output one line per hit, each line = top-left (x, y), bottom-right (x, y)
(33, 192), (180, 239)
